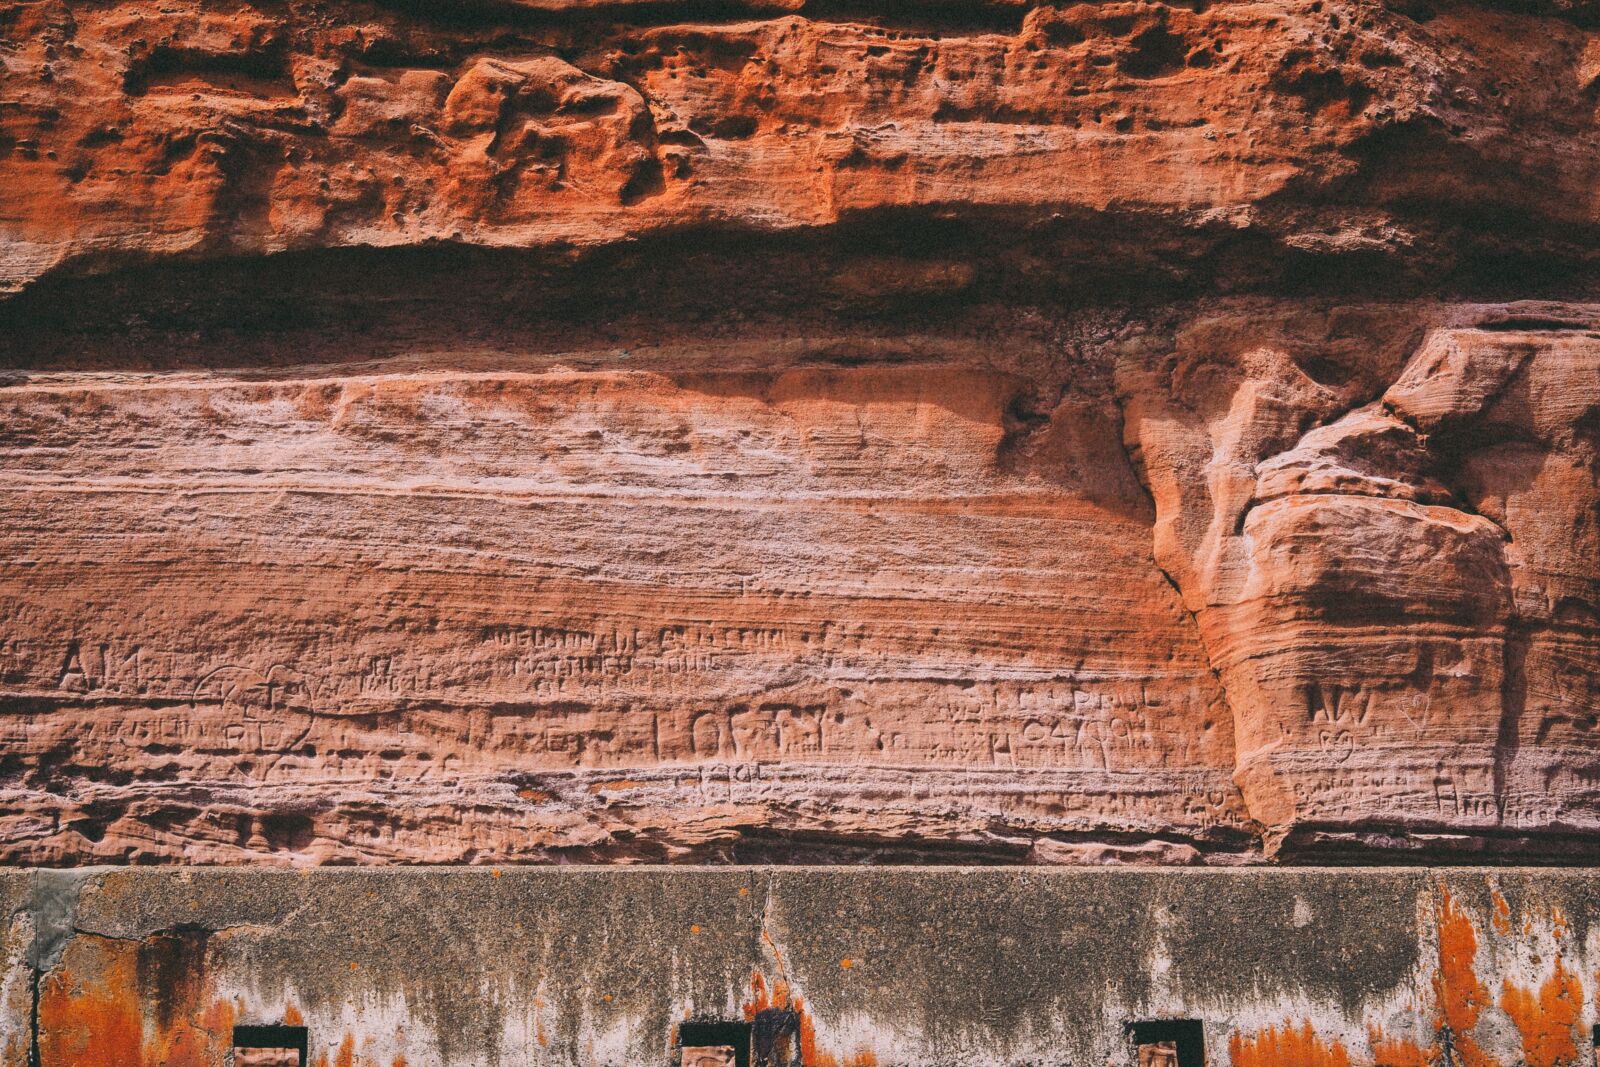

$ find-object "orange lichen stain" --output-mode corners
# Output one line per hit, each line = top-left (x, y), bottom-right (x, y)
(1552, 906), (1570, 941)
(1228, 1021), (1350, 1067)
(349, 962), (360, 971)
(536, 1018), (549, 1048)
(1366, 1025), (1428, 1067)
(743, 972), (788, 1020)
(839, 959), (853, 969)
(334, 1033), (357, 1067)
(492, 869), (503, 878)
(1432, 889), (1494, 1067)
(690, 924), (702, 934)
(284, 1004), (305, 1026)
(741, 973), (863, 1067)
(38, 941), (145, 1067)
(151, 996), (236, 1067)
(1501, 955), (1583, 1067)
(517, 789), (551, 803)
(1491, 891), (1513, 936)
(739, 888), (750, 898)
(392, 1058), (407, 1067)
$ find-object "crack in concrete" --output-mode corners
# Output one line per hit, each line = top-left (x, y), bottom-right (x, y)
(24, 869), (99, 975)
(23, 868), (101, 1067)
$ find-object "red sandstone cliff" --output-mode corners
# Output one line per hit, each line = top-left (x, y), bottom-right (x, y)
(0, 0), (1597, 864)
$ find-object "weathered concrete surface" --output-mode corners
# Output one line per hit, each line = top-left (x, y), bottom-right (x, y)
(5, 867), (1600, 1066)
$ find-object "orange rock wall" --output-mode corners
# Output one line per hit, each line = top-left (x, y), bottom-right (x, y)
(2, 0), (1599, 863)
(5, 0), (1599, 292)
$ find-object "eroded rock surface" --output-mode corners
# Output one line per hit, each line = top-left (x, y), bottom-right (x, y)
(1, 0), (1599, 864)
(1121, 314), (1600, 857)
(8, 0), (1600, 292)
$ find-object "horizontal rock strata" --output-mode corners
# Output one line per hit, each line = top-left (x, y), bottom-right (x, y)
(7, 0), (1600, 293)
(2, 0), (1599, 863)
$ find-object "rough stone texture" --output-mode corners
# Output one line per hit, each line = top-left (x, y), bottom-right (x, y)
(0, 347), (1255, 863)
(3, 867), (1600, 1066)
(3, 294), (1600, 864)
(3, 0), (1600, 866)
(1119, 316), (1600, 857)
(6, 0), (1600, 296)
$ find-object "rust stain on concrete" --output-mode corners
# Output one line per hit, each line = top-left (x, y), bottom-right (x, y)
(1433, 888), (1495, 1067)
(1366, 1026), (1428, 1067)
(13, 870), (1600, 1067)
(35, 933), (236, 1067)
(37, 940), (144, 1067)
(1500, 955), (1584, 1067)
(1228, 1021), (1351, 1067)
(742, 971), (875, 1067)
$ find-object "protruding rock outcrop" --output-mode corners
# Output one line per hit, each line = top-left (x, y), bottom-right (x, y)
(1122, 320), (1600, 857)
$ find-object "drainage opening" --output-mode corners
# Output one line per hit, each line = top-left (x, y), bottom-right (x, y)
(678, 1021), (752, 1067)
(1126, 1019), (1205, 1067)
(232, 1024), (309, 1067)
(752, 1007), (802, 1067)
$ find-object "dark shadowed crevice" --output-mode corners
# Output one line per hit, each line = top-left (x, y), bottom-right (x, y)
(1127, 1020), (1206, 1067)
(9, 201), (1600, 368)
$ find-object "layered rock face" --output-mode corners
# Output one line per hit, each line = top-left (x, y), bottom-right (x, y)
(9, 0), (1599, 294)
(1121, 312), (1600, 857)
(1, 0), (1598, 864)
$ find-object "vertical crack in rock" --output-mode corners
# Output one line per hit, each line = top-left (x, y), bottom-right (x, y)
(1110, 382), (1263, 843)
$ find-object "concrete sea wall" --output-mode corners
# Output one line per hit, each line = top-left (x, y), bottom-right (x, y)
(4, 868), (1600, 1066)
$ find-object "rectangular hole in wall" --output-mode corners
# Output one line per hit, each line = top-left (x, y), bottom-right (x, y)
(232, 1024), (308, 1067)
(679, 1020), (753, 1067)
(1126, 1019), (1205, 1067)
(1592, 1023), (1599, 1067)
